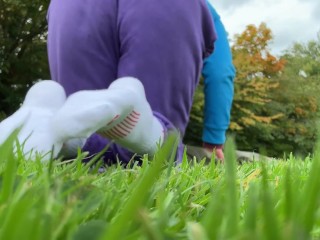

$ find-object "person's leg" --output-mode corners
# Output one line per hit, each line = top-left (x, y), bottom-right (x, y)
(51, 77), (165, 159)
(47, 0), (131, 162)
(81, 111), (177, 165)
(117, 0), (216, 135)
(112, 0), (216, 163)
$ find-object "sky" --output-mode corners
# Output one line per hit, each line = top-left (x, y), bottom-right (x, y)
(209, 0), (320, 56)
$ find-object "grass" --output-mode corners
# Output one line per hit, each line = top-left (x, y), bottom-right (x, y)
(1, 133), (320, 240)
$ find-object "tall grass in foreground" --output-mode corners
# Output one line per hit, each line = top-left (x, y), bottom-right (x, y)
(0, 134), (320, 240)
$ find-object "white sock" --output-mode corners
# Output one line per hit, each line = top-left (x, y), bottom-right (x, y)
(52, 77), (164, 155)
(0, 80), (67, 160)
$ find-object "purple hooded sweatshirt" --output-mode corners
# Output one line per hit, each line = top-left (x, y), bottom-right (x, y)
(47, 0), (216, 163)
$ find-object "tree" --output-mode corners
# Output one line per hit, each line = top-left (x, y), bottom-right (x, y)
(0, 0), (50, 119)
(262, 34), (320, 156)
(230, 23), (285, 132)
(231, 33), (320, 157)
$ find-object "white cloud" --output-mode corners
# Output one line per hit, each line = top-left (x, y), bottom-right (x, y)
(209, 0), (320, 55)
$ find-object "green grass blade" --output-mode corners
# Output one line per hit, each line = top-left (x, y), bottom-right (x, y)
(284, 166), (293, 221)
(201, 184), (225, 240)
(0, 131), (20, 204)
(243, 183), (259, 234)
(296, 142), (320, 236)
(223, 137), (239, 238)
(260, 161), (281, 240)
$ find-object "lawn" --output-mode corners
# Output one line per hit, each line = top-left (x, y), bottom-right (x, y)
(0, 133), (320, 240)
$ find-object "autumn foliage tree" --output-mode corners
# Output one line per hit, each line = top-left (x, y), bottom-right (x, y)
(231, 26), (320, 157)
(230, 23), (285, 132)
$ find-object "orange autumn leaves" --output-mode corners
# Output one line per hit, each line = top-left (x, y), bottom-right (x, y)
(230, 23), (286, 131)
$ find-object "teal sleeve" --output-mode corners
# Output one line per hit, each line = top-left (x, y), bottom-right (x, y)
(202, 2), (235, 144)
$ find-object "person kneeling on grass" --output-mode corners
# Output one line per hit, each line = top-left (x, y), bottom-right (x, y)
(0, 1), (234, 164)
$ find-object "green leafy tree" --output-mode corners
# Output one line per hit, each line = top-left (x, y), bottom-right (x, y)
(261, 34), (320, 156)
(0, 0), (50, 119)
